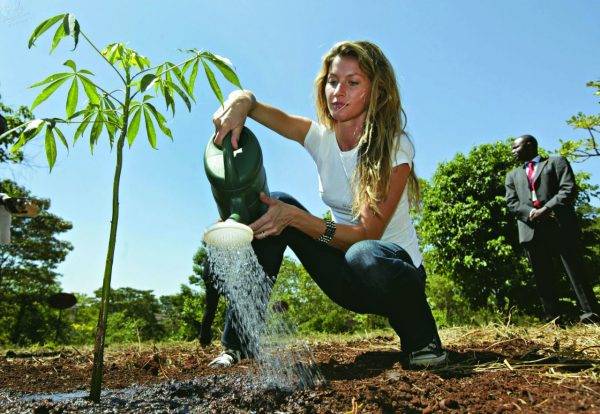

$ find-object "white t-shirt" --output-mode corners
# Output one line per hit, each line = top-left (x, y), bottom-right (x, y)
(303, 121), (423, 268)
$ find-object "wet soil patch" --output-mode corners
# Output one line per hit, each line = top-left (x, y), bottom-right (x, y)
(0, 334), (598, 413)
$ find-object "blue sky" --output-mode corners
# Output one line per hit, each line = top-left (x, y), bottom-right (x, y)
(1, 0), (599, 296)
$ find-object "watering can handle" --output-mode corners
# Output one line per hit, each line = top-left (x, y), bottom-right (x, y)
(222, 132), (239, 188)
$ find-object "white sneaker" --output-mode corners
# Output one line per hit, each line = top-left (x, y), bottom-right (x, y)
(207, 349), (241, 368)
(409, 341), (448, 368)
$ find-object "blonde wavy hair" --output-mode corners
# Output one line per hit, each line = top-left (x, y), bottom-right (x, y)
(314, 40), (420, 216)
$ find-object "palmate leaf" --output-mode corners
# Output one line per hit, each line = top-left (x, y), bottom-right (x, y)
(145, 102), (172, 139)
(28, 14), (65, 48)
(103, 97), (122, 130)
(63, 59), (77, 71)
(201, 51), (242, 89)
(187, 59), (200, 98)
(101, 43), (120, 63)
(31, 77), (69, 111)
(45, 125), (57, 170)
(143, 107), (157, 149)
(201, 59), (223, 104)
(29, 72), (71, 88)
(156, 68), (176, 116)
(66, 77), (79, 118)
(54, 126), (69, 150)
(62, 13), (80, 50)
(140, 74), (157, 92)
(133, 52), (150, 70)
(89, 112), (104, 153)
(165, 80), (191, 111)
(74, 113), (94, 143)
(127, 108), (142, 147)
(166, 62), (190, 98)
(50, 23), (67, 53)
(79, 75), (101, 105)
(28, 13), (80, 52)
(10, 119), (45, 154)
(181, 58), (194, 75)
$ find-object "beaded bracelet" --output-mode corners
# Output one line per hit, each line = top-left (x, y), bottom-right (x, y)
(317, 219), (336, 244)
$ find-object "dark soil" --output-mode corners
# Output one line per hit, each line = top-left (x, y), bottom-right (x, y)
(0, 335), (598, 413)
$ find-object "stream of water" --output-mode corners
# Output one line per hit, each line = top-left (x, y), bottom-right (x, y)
(206, 244), (323, 390)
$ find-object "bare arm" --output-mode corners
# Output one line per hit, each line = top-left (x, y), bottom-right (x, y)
(213, 90), (311, 148)
(250, 164), (411, 251)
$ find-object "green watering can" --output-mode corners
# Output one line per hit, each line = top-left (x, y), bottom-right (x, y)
(203, 126), (269, 247)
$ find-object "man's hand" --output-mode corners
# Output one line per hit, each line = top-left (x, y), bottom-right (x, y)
(529, 206), (552, 222)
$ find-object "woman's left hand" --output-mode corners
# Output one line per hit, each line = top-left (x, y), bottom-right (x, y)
(249, 193), (295, 239)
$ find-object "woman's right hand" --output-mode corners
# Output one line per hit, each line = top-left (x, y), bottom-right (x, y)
(212, 90), (256, 150)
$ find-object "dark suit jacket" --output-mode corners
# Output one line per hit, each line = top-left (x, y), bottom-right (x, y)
(505, 156), (578, 243)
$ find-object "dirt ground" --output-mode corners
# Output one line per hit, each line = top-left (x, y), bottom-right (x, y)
(0, 324), (599, 413)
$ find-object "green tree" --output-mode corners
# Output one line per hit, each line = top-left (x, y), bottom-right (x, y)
(94, 287), (164, 341)
(0, 13), (242, 401)
(557, 80), (600, 161)
(0, 94), (33, 164)
(0, 179), (73, 344)
(418, 140), (600, 317)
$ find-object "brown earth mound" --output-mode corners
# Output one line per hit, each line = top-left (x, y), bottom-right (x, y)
(0, 324), (598, 413)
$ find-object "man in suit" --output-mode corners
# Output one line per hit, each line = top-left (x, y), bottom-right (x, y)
(505, 135), (599, 324)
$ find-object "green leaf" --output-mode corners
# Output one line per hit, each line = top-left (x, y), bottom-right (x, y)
(54, 127), (69, 150)
(145, 102), (172, 139)
(62, 13), (80, 50)
(66, 78), (79, 118)
(166, 80), (191, 111)
(133, 53), (150, 70)
(79, 75), (101, 105)
(106, 121), (115, 148)
(74, 114), (93, 143)
(63, 59), (77, 71)
(167, 62), (189, 96)
(29, 72), (70, 88)
(50, 23), (67, 53)
(101, 43), (119, 62)
(45, 125), (57, 171)
(201, 51), (242, 89)
(187, 59), (199, 98)
(79, 69), (94, 75)
(181, 58), (194, 75)
(201, 59), (223, 104)
(10, 134), (27, 155)
(140, 74), (157, 92)
(10, 120), (45, 154)
(31, 77), (69, 111)
(28, 14), (65, 48)
(127, 108), (142, 147)
(89, 112), (104, 152)
(160, 80), (175, 116)
(143, 107), (157, 149)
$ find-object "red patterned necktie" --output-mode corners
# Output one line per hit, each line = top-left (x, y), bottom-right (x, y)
(526, 161), (541, 208)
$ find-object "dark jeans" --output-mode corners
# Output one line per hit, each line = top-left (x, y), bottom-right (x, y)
(219, 192), (442, 354)
(524, 219), (599, 317)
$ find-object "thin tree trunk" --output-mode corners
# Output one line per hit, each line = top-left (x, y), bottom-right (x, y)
(89, 87), (130, 402)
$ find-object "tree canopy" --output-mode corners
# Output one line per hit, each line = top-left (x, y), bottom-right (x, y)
(418, 140), (600, 317)
(0, 179), (73, 344)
